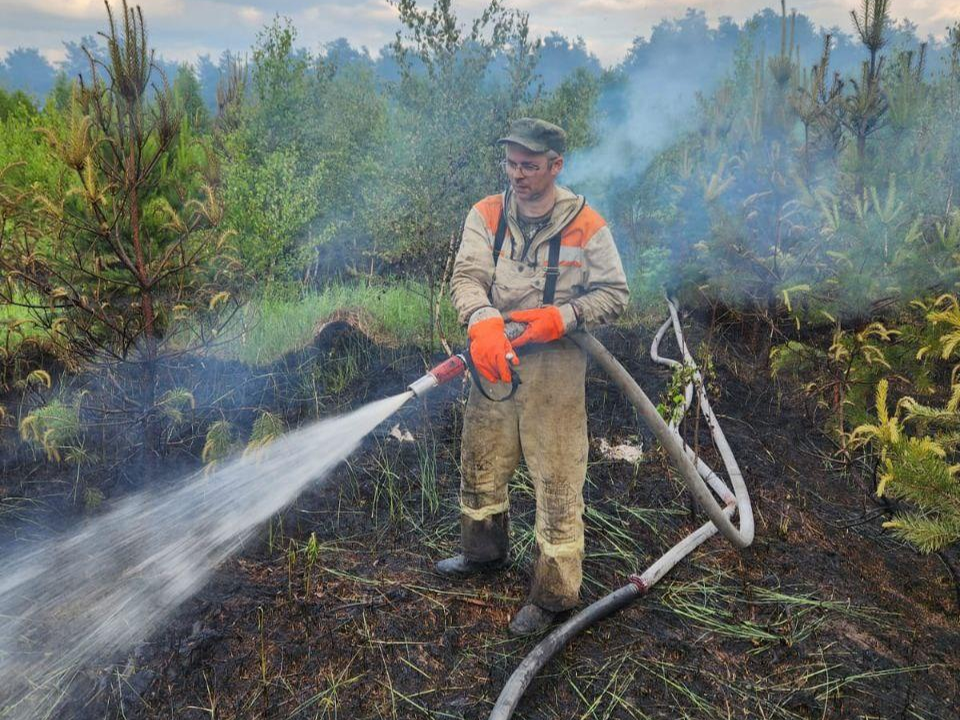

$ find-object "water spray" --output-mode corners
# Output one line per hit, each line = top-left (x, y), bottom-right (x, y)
(0, 304), (751, 720)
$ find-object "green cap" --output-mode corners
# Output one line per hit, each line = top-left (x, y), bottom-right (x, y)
(497, 117), (566, 155)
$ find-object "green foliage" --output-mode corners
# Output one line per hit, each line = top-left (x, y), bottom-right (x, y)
(221, 144), (324, 277)
(0, 2), (245, 472)
(157, 388), (195, 426)
(788, 297), (960, 555)
(657, 363), (697, 425)
(45, 73), (75, 114)
(656, 344), (717, 426)
(769, 316), (932, 443)
(172, 63), (209, 130)
(221, 280), (461, 366)
(919, 294), (960, 364)
(211, 0), (604, 295)
(0, 96), (59, 196)
(303, 531), (320, 596)
(219, 18), (387, 282)
(768, 295), (960, 555)
(83, 486), (106, 511)
(626, 246), (671, 311)
(0, 298), (45, 357)
(0, 87), (38, 121)
(769, 340), (825, 377)
(625, 0), (960, 325)
(0, 2), (240, 367)
(315, 335), (368, 396)
(526, 67), (602, 150)
(851, 376), (960, 553)
(365, 0), (540, 279)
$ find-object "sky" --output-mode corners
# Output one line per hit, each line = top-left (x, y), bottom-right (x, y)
(1, 0), (958, 67)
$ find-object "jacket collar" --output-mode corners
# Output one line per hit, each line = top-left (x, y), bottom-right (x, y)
(504, 184), (585, 256)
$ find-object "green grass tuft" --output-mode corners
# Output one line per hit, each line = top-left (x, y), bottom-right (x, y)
(0, 300), (46, 354)
(219, 280), (463, 367)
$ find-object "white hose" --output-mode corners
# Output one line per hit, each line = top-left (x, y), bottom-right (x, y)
(650, 298), (754, 546)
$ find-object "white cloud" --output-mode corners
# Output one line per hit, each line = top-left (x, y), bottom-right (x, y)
(900, 0), (960, 29)
(361, 0), (398, 22)
(5, 0), (187, 20)
(577, 0), (646, 12)
(0, 0), (957, 69)
(237, 5), (265, 24)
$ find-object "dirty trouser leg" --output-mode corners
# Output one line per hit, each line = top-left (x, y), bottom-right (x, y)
(460, 380), (521, 562)
(517, 342), (588, 611)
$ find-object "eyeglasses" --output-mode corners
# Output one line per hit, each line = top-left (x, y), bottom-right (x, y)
(499, 158), (553, 177)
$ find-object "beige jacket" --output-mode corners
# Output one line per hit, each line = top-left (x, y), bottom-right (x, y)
(450, 185), (630, 330)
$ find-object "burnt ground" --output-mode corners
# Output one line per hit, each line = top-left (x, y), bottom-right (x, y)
(4, 317), (960, 720)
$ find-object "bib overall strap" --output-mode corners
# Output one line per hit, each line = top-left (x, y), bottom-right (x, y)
(542, 232), (562, 305)
(492, 206), (508, 268)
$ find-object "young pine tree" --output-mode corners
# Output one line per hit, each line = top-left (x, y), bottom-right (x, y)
(0, 1), (239, 474)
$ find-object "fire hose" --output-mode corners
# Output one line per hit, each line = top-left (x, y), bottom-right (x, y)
(406, 299), (754, 719)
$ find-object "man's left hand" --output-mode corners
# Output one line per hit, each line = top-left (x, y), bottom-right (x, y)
(508, 306), (566, 347)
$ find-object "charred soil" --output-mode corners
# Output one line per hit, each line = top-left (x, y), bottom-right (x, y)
(3, 318), (959, 720)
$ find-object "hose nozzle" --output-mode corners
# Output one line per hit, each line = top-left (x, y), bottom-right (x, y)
(407, 354), (467, 398)
(407, 321), (526, 399)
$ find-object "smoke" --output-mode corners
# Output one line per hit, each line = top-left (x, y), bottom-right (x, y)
(557, 7), (960, 316)
(560, 7), (947, 204)
(562, 54), (711, 195)
(558, 11), (759, 224)
(0, 391), (411, 719)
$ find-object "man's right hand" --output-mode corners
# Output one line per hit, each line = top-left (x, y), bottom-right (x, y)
(468, 315), (519, 383)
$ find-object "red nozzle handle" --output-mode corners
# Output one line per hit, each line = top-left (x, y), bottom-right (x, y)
(418, 322), (525, 391)
(429, 354), (467, 384)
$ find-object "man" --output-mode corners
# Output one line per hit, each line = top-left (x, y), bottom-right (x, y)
(438, 117), (630, 635)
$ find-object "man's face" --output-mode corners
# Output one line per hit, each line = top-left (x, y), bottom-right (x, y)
(503, 144), (563, 203)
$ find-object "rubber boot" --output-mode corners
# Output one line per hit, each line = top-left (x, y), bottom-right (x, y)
(434, 554), (508, 577)
(436, 511), (510, 577)
(462, 510), (510, 563)
(508, 604), (557, 636)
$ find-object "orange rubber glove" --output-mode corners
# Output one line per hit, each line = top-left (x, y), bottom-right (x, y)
(468, 315), (519, 383)
(508, 306), (566, 348)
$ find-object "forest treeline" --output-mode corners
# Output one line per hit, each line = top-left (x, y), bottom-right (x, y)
(0, 5), (947, 105)
(1, 0), (959, 568)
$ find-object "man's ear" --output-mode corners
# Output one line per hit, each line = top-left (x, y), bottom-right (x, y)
(550, 155), (564, 178)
